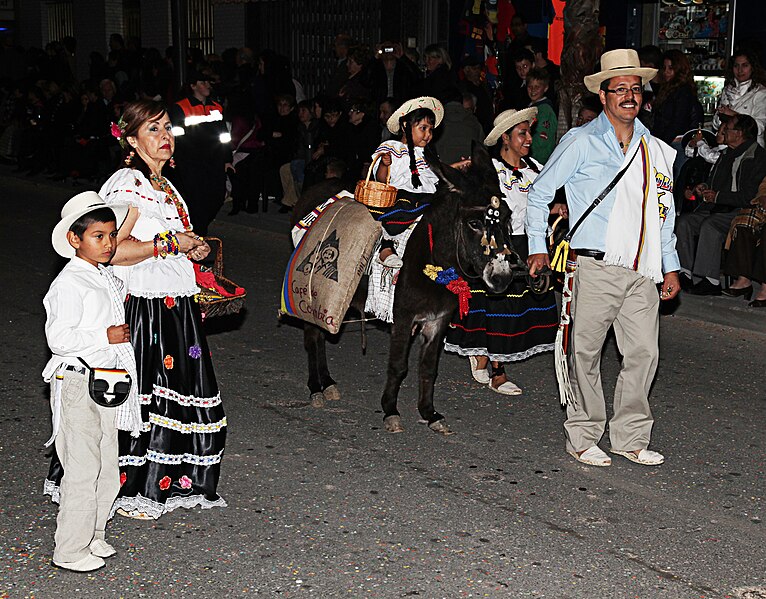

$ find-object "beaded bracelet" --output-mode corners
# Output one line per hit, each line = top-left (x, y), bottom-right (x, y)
(153, 231), (180, 259)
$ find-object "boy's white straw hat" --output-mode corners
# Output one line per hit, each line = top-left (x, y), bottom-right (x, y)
(584, 48), (658, 94)
(52, 191), (129, 258)
(484, 107), (538, 146)
(387, 96), (444, 134)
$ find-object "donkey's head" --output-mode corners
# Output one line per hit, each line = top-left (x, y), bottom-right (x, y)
(428, 143), (524, 294)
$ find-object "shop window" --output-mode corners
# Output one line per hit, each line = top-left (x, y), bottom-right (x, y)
(46, 0), (73, 43)
(188, 0), (215, 57)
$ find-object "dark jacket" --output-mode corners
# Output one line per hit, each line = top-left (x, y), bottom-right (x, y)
(651, 85), (704, 145)
(433, 101), (484, 165)
(370, 59), (418, 105)
(709, 139), (766, 212)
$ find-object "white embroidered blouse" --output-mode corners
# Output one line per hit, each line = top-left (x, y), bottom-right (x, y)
(493, 157), (542, 235)
(100, 168), (198, 298)
(372, 140), (439, 194)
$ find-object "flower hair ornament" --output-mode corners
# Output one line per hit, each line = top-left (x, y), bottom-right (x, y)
(110, 118), (127, 149)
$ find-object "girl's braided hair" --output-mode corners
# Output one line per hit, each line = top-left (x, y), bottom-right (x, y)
(400, 107), (436, 189)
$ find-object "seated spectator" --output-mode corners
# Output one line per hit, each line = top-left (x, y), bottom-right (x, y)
(415, 44), (458, 101)
(378, 97), (398, 142)
(347, 99), (381, 183)
(433, 87), (484, 165)
(526, 68), (557, 164)
(261, 94), (299, 206)
(371, 43), (417, 105)
(339, 46), (372, 101)
(575, 94), (602, 127)
(303, 98), (352, 189)
(459, 55), (494, 134)
(722, 174), (766, 306)
(279, 100), (319, 212)
(529, 38), (560, 111)
(676, 114), (766, 295)
(651, 49), (704, 180)
(500, 48), (535, 111)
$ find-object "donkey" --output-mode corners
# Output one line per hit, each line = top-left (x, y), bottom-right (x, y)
(291, 144), (524, 434)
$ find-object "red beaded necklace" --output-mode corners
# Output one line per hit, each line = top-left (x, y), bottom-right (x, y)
(150, 174), (192, 231)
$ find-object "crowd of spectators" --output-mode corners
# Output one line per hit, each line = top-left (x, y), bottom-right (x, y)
(2, 23), (766, 304)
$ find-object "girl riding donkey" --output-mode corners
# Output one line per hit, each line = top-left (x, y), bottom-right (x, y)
(370, 96), (470, 268)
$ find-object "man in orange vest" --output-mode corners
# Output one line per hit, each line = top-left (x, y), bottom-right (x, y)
(169, 70), (232, 235)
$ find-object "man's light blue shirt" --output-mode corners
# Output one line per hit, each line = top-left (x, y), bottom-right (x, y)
(526, 111), (680, 273)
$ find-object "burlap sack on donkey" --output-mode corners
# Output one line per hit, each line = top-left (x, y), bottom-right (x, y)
(281, 196), (381, 334)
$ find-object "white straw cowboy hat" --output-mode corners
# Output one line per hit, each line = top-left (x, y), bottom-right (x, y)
(387, 96), (444, 134)
(584, 48), (658, 94)
(484, 107), (538, 146)
(52, 191), (129, 258)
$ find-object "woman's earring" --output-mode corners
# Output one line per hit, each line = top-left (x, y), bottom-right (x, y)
(125, 150), (135, 166)
(169, 156), (176, 168)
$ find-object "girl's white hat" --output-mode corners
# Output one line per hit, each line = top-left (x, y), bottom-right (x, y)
(583, 48), (657, 94)
(52, 191), (129, 258)
(387, 96), (444, 134)
(484, 107), (538, 146)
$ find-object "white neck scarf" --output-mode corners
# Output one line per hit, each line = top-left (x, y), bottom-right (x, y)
(99, 265), (142, 437)
(604, 136), (675, 284)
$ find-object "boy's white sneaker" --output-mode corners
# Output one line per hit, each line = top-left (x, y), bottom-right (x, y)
(89, 539), (117, 558)
(53, 554), (106, 572)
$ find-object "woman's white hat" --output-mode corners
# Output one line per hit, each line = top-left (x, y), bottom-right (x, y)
(52, 191), (129, 258)
(484, 107), (538, 146)
(584, 48), (658, 94)
(387, 96), (444, 134)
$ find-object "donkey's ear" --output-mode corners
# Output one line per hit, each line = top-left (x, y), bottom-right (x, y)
(470, 141), (495, 178)
(424, 147), (466, 193)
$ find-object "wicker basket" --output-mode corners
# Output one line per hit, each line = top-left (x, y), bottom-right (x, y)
(354, 153), (398, 208)
(195, 237), (246, 318)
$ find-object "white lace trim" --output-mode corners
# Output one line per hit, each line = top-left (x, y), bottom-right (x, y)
(46, 480), (226, 519)
(110, 493), (227, 520)
(443, 342), (555, 363)
(148, 413), (227, 434)
(139, 385), (222, 407)
(129, 287), (200, 299)
(119, 448), (225, 467)
(43, 479), (60, 503)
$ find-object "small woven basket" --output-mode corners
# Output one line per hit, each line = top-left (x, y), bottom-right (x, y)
(354, 153), (398, 208)
(195, 237), (246, 318)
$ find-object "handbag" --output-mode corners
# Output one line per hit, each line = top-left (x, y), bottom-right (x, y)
(549, 144), (641, 273)
(77, 358), (131, 407)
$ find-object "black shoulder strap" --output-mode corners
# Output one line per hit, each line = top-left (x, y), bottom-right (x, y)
(565, 141), (642, 242)
(78, 357), (92, 370)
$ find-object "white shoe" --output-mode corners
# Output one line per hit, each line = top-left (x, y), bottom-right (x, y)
(380, 253), (403, 269)
(53, 554), (106, 572)
(568, 445), (612, 467)
(468, 356), (490, 385)
(610, 448), (665, 466)
(89, 539), (117, 558)
(488, 379), (522, 395)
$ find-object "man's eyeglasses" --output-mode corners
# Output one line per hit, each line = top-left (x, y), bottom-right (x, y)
(604, 86), (643, 97)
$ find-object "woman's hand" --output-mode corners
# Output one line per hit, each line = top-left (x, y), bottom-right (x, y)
(379, 152), (392, 166)
(449, 157), (471, 171)
(550, 203), (568, 219)
(176, 232), (205, 253)
(187, 240), (211, 262)
(717, 105), (736, 117)
(752, 195), (766, 209)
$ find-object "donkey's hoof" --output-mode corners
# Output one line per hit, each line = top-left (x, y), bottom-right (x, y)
(384, 415), (404, 433)
(323, 384), (341, 402)
(310, 392), (325, 408)
(428, 419), (455, 435)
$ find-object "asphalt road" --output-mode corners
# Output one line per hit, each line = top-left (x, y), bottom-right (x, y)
(0, 169), (764, 599)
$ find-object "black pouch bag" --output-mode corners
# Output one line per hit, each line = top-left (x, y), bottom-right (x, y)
(77, 357), (131, 407)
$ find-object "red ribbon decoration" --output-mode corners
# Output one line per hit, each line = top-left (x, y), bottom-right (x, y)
(446, 278), (472, 319)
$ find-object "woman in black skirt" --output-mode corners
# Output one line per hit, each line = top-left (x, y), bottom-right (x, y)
(45, 99), (227, 519)
(445, 108), (564, 394)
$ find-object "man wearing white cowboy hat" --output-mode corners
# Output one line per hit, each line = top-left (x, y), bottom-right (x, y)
(526, 49), (681, 467)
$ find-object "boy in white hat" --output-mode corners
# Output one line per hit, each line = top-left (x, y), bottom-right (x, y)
(43, 191), (136, 572)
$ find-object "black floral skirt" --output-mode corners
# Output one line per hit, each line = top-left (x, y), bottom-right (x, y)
(45, 295), (227, 519)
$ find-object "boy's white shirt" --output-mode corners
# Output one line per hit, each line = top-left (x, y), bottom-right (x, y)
(43, 257), (137, 444)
